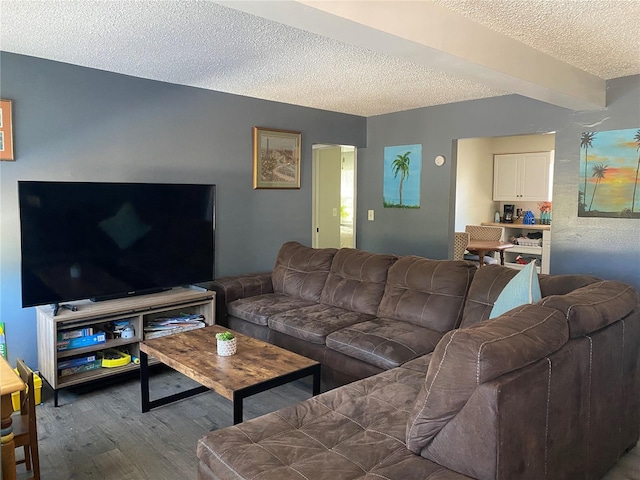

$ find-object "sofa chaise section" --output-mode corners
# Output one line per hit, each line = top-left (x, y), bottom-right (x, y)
(198, 276), (640, 480)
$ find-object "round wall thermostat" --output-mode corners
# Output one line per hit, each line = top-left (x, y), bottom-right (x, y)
(434, 155), (446, 166)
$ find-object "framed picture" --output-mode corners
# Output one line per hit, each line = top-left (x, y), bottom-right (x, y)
(578, 127), (640, 218)
(0, 99), (14, 161)
(253, 127), (301, 189)
(383, 144), (422, 208)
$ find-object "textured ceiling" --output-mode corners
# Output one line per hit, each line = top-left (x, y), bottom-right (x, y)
(1, 1), (638, 117)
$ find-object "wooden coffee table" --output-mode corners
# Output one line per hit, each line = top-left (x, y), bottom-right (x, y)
(139, 325), (321, 424)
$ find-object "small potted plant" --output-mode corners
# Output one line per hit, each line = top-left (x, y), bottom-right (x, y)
(215, 331), (237, 356)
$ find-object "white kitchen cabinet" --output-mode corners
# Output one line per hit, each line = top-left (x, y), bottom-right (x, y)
(493, 152), (552, 201)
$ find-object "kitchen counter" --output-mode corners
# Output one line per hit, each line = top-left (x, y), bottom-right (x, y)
(482, 222), (551, 231)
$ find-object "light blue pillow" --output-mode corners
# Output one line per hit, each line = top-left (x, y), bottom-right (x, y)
(489, 260), (541, 318)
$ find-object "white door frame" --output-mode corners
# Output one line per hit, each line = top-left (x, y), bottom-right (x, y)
(312, 144), (357, 249)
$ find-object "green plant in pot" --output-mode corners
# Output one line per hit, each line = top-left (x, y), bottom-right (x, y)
(216, 331), (237, 356)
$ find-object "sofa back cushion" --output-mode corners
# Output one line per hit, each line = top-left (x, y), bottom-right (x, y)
(272, 242), (337, 302)
(460, 265), (600, 328)
(540, 280), (639, 337)
(406, 304), (568, 455)
(320, 248), (397, 315)
(377, 256), (476, 332)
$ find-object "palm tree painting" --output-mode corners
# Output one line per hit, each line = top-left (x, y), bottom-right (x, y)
(578, 127), (640, 218)
(383, 144), (422, 208)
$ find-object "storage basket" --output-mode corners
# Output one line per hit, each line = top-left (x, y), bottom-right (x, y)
(12, 366), (42, 411)
(517, 237), (542, 247)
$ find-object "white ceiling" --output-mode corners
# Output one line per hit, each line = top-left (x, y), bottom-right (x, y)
(1, 0), (639, 117)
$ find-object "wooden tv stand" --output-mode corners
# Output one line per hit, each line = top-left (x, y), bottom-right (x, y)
(36, 287), (215, 406)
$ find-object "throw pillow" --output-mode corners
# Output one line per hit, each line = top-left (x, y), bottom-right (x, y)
(489, 260), (541, 318)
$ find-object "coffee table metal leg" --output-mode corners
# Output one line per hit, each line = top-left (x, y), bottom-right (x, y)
(140, 351), (150, 412)
(233, 394), (243, 425)
(312, 364), (321, 395)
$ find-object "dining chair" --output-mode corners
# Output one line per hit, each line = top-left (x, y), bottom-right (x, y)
(453, 231), (470, 261)
(13, 358), (40, 480)
(464, 224), (504, 266)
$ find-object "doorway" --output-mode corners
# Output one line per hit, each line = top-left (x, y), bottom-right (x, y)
(312, 145), (356, 249)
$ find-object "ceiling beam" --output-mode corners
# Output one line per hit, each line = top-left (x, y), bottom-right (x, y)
(219, 1), (606, 111)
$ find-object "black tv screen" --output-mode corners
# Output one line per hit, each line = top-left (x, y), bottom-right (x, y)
(18, 181), (215, 307)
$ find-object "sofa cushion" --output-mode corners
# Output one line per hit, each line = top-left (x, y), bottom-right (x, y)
(400, 354), (432, 374)
(268, 304), (374, 344)
(326, 318), (444, 370)
(461, 266), (601, 328)
(406, 304), (568, 455)
(540, 280), (639, 337)
(228, 294), (317, 326)
(377, 256), (476, 332)
(320, 248), (397, 315)
(272, 242), (337, 302)
(489, 260), (541, 318)
(197, 366), (437, 480)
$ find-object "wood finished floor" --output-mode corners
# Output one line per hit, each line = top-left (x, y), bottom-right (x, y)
(17, 367), (640, 480)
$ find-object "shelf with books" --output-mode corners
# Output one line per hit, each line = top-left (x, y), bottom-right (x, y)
(36, 287), (216, 405)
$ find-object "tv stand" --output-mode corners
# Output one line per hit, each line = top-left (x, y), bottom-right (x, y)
(37, 287), (215, 406)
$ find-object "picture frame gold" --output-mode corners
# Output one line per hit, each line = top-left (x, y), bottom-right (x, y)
(253, 127), (301, 189)
(0, 99), (15, 161)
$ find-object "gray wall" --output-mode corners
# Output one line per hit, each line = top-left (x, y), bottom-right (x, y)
(359, 76), (640, 286)
(2, 51), (639, 371)
(0, 52), (366, 368)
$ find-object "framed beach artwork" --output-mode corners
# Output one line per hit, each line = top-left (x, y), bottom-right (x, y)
(0, 99), (14, 161)
(253, 127), (301, 189)
(383, 144), (422, 208)
(579, 127), (640, 218)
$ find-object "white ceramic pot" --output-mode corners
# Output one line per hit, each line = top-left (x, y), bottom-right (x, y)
(217, 337), (237, 356)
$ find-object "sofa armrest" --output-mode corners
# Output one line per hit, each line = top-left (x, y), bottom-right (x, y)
(415, 310), (640, 480)
(206, 272), (273, 321)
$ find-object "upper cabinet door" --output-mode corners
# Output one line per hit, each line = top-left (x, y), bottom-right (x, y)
(493, 152), (552, 201)
(493, 154), (520, 200)
(520, 152), (552, 200)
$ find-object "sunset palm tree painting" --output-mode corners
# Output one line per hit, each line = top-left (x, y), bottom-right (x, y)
(383, 144), (421, 208)
(578, 127), (640, 218)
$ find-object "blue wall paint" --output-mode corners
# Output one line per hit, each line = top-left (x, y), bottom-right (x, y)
(0, 53), (366, 369)
(359, 80), (640, 288)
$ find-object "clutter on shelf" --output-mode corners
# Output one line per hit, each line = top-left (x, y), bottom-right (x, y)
(144, 313), (206, 339)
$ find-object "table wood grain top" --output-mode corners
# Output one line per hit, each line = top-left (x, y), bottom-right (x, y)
(0, 356), (25, 396)
(140, 325), (319, 401)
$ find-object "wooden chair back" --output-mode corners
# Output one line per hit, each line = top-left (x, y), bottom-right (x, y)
(453, 232), (470, 261)
(465, 224), (504, 241)
(14, 358), (40, 480)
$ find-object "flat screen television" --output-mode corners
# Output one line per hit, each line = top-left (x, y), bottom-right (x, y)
(18, 181), (215, 308)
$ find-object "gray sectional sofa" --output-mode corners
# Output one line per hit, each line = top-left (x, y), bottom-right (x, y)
(198, 241), (640, 479)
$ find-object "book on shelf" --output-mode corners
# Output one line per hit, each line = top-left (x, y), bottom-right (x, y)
(144, 322), (206, 340)
(57, 332), (107, 351)
(58, 359), (102, 377)
(142, 312), (206, 339)
(57, 327), (94, 341)
(57, 353), (98, 370)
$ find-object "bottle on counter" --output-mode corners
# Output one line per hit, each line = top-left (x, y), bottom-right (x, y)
(494, 211), (501, 223)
